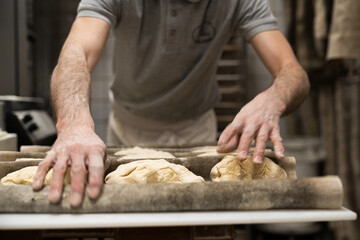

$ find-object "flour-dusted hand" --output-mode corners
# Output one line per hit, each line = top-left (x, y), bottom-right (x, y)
(217, 30), (309, 163)
(32, 125), (107, 207)
(217, 90), (285, 164)
(32, 17), (111, 207)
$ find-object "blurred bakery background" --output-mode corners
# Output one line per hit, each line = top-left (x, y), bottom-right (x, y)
(0, 0), (359, 239)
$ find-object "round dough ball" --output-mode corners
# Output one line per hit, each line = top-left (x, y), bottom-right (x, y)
(105, 159), (205, 184)
(1, 166), (71, 185)
(210, 155), (287, 182)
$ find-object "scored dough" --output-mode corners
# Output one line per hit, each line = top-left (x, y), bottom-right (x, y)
(210, 155), (287, 182)
(114, 146), (175, 159)
(105, 159), (205, 184)
(1, 166), (71, 185)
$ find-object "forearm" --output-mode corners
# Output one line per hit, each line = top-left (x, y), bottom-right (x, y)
(34, 17), (110, 208)
(51, 43), (94, 132)
(266, 61), (310, 116)
(218, 30), (309, 160)
(217, 61), (309, 158)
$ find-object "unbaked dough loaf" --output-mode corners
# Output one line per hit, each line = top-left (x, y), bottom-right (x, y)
(114, 147), (175, 159)
(1, 166), (71, 185)
(210, 155), (287, 182)
(192, 146), (236, 157)
(105, 159), (204, 184)
(15, 158), (43, 162)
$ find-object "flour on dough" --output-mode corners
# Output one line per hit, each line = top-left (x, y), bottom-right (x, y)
(1, 166), (71, 185)
(105, 159), (204, 184)
(114, 146), (175, 159)
(210, 155), (287, 181)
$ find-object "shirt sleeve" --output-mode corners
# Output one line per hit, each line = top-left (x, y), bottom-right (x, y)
(236, 0), (279, 41)
(77, 0), (121, 27)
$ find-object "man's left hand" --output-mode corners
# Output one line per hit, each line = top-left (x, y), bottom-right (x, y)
(217, 88), (286, 163)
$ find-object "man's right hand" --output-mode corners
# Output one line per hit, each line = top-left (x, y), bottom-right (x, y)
(31, 17), (111, 207)
(32, 125), (107, 207)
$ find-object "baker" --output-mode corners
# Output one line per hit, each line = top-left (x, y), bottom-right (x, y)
(32, 0), (309, 207)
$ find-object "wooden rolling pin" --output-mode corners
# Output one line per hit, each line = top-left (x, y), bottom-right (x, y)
(0, 176), (343, 213)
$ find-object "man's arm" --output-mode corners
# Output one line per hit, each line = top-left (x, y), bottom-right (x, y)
(217, 30), (309, 163)
(32, 17), (110, 207)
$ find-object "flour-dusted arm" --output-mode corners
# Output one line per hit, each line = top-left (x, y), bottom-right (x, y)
(218, 30), (309, 163)
(32, 17), (110, 207)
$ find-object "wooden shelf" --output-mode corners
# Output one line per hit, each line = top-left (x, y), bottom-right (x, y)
(222, 45), (241, 52)
(219, 86), (244, 95)
(215, 74), (245, 81)
(218, 60), (242, 67)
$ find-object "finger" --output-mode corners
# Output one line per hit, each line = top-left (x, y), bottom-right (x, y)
(69, 152), (87, 207)
(270, 125), (284, 158)
(48, 154), (68, 204)
(87, 152), (105, 199)
(237, 125), (257, 160)
(104, 157), (111, 171)
(218, 133), (239, 153)
(217, 124), (234, 147)
(217, 124), (241, 153)
(253, 125), (270, 164)
(33, 152), (55, 191)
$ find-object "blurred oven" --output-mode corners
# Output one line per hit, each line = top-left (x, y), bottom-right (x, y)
(0, 96), (56, 148)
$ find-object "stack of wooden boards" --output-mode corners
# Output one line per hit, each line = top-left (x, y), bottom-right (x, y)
(0, 145), (343, 213)
(215, 36), (247, 135)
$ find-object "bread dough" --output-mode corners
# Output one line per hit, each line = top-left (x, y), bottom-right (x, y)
(1, 166), (71, 185)
(114, 147), (175, 159)
(192, 146), (220, 157)
(197, 150), (220, 157)
(105, 159), (205, 184)
(191, 146), (236, 157)
(191, 146), (218, 153)
(210, 155), (287, 182)
(15, 158), (43, 162)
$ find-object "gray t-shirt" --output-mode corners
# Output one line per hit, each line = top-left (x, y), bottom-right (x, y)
(77, 0), (278, 123)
